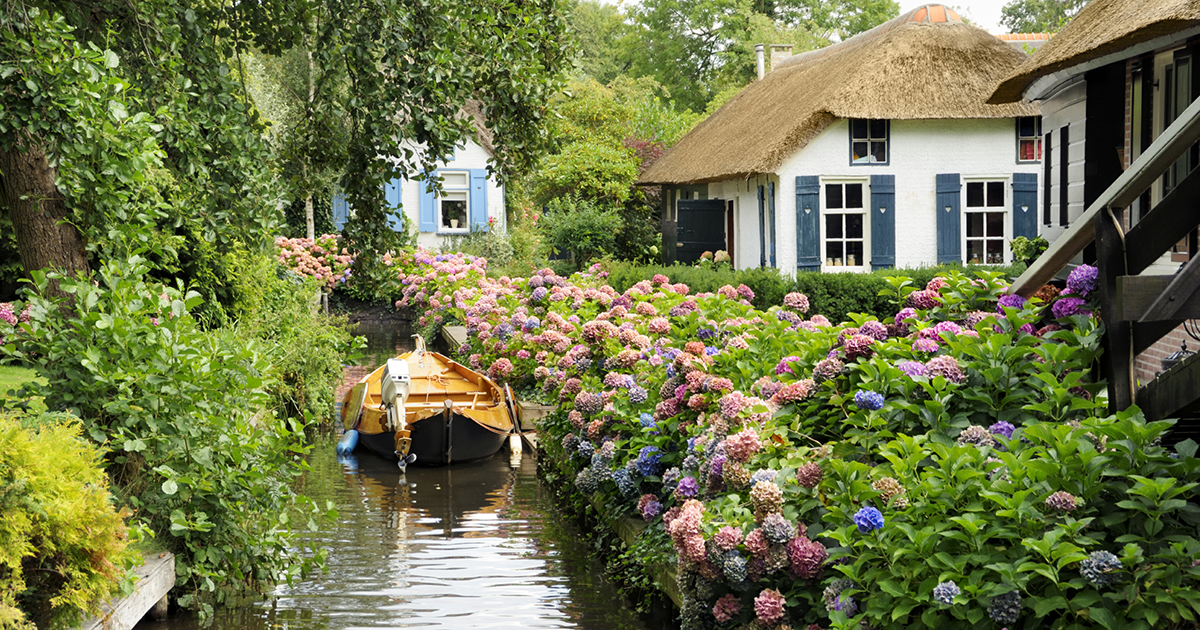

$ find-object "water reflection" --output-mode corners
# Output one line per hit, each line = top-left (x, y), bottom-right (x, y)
(137, 436), (654, 630)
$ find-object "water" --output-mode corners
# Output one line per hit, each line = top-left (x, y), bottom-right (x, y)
(137, 326), (661, 630)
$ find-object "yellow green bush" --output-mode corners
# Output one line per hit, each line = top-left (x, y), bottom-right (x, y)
(0, 413), (137, 629)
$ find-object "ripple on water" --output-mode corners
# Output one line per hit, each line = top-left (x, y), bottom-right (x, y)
(135, 433), (655, 630)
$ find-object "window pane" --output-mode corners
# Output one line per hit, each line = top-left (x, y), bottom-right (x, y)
(987, 181), (1005, 206)
(966, 240), (984, 264)
(846, 213), (863, 238)
(852, 119), (868, 139)
(986, 212), (1004, 237)
(441, 199), (467, 228)
(852, 142), (869, 163)
(1020, 139), (1036, 161)
(967, 212), (984, 237)
(986, 239), (1004, 264)
(845, 183), (863, 208)
(966, 182), (984, 207)
(826, 241), (844, 265)
(825, 184), (843, 209)
(870, 119), (887, 139)
(826, 213), (843, 238)
(1019, 117), (1035, 138)
(442, 172), (469, 187)
(871, 141), (886, 163)
(847, 241), (864, 267)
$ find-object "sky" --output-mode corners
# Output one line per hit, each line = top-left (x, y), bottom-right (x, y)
(899, 0), (1011, 34)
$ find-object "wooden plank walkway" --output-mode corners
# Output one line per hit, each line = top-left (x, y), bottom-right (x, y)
(81, 552), (174, 630)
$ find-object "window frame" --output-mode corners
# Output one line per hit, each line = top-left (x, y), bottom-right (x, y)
(1016, 116), (1042, 163)
(436, 171), (471, 234)
(820, 178), (870, 272)
(848, 119), (890, 166)
(962, 177), (1010, 265)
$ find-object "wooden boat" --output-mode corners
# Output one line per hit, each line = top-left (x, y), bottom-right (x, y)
(339, 337), (515, 469)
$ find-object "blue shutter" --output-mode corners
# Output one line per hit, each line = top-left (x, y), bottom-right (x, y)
(418, 172), (437, 233)
(1012, 172), (1038, 240)
(469, 169), (488, 232)
(936, 173), (961, 264)
(757, 185), (766, 267)
(870, 174), (895, 269)
(768, 182), (777, 268)
(332, 192), (349, 231)
(384, 179), (403, 231)
(795, 176), (820, 272)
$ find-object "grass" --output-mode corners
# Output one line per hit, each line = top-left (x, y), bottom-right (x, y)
(0, 364), (47, 412)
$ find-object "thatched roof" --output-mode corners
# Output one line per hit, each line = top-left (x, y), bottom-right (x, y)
(639, 4), (1039, 185)
(990, 0), (1200, 104)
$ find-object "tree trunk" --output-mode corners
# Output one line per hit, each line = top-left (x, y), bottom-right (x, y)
(0, 139), (91, 296)
(305, 193), (315, 240)
(305, 50), (316, 240)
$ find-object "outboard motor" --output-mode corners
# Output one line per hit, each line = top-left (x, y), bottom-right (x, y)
(381, 358), (415, 470)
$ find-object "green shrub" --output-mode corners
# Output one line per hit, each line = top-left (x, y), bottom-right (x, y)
(11, 257), (327, 614)
(0, 412), (137, 629)
(227, 251), (353, 422)
(441, 229), (516, 269)
(541, 196), (624, 264)
(791, 264), (1026, 324)
(600, 259), (789, 310)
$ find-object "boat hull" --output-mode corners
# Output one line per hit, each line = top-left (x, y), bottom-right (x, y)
(356, 411), (510, 466)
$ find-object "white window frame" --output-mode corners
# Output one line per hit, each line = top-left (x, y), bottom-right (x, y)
(962, 177), (1010, 265)
(438, 171), (470, 234)
(821, 178), (870, 272)
(1017, 117), (1042, 163)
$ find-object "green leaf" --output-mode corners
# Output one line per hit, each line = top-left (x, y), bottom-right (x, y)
(103, 49), (120, 68)
(1089, 606), (1118, 630)
(162, 479), (178, 495)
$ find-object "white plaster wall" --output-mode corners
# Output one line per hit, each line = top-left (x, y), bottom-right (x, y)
(710, 118), (1042, 274)
(393, 140), (505, 251)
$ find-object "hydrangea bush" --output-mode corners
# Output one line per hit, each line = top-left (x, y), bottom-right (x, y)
(274, 234), (354, 289)
(390, 255), (1200, 630)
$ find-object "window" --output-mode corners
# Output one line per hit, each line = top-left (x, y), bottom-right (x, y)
(1017, 117), (1042, 162)
(850, 119), (888, 164)
(823, 181), (866, 268)
(439, 171), (469, 232)
(965, 180), (1006, 264)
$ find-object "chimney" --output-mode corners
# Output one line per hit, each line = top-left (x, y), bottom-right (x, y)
(755, 44), (765, 80)
(769, 44), (793, 71)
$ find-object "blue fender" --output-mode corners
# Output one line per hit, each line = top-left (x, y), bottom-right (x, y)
(336, 429), (359, 455)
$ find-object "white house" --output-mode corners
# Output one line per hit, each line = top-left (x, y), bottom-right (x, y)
(989, 0), (1200, 393)
(639, 4), (1043, 273)
(334, 103), (505, 248)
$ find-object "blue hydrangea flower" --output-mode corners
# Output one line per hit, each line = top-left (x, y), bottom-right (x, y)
(704, 346), (720, 356)
(574, 357), (592, 371)
(495, 323), (514, 341)
(636, 446), (663, 476)
(523, 316), (541, 331)
(750, 469), (779, 486)
(721, 550), (748, 583)
(833, 595), (857, 615)
(629, 385), (648, 404)
(1080, 551), (1122, 587)
(611, 467), (638, 498)
(665, 366), (676, 379)
(531, 286), (549, 302)
(854, 506), (885, 533)
(639, 412), (655, 428)
(577, 440), (594, 460)
(697, 327), (717, 340)
(760, 513), (796, 544)
(933, 581), (961, 605)
(854, 390), (885, 411)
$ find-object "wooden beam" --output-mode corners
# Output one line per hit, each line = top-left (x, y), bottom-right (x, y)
(1139, 350), (1200, 421)
(1134, 320), (1184, 356)
(1124, 165), (1200, 275)
(83, 553), (174, 630)
(1096, 209), (1135, 412)
(1116, 274), (1200, 321)
(1010, 94), (1200, 297)
(1140, 254), (1200, 322)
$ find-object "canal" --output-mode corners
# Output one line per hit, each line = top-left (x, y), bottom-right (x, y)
(135, 325), (663, 630)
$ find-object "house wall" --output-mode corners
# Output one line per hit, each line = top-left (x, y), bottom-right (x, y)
(394, 140), (505, 250)
(1039, 77), (1087, 244)
(707, 118), (1041, 273)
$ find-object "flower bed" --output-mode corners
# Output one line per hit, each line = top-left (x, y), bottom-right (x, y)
(391, 250), (1200, 630)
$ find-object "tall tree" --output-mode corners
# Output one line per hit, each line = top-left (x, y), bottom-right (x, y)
(1000, 0), (1089, 33)
(1, 0), (569, 289)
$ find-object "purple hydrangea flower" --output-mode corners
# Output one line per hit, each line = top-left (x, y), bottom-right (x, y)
(675, 476), (699, 499)
(933, 581), (961, 605)
(894, 307), (917, 325)
(997, 293), (1027, 313)
(853, 506), (885, 533)
(989, 421), (1016, 440)
(1052, 297), (1088, 319)
(899, 360), (926, 377)
(1066, 264), (1099, 297)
